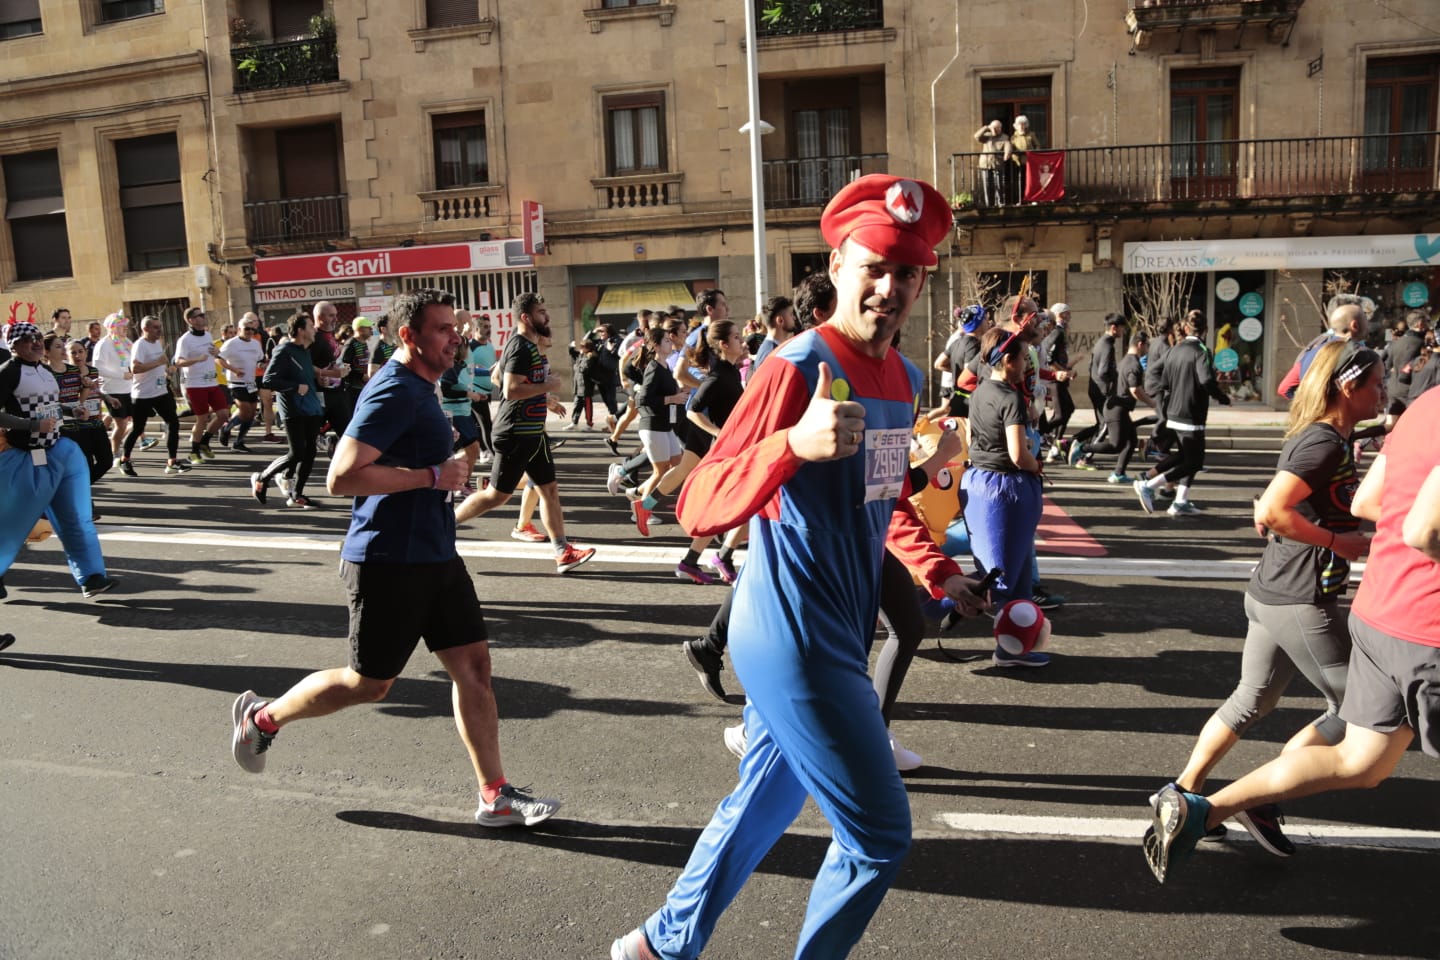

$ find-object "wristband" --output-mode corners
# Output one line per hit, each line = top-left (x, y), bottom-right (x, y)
(429, 465), (441, 488)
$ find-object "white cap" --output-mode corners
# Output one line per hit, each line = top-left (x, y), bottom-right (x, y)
(1049, 302), (1071, 317)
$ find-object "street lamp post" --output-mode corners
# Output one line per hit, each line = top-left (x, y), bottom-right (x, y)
(743, 0), (767, 315)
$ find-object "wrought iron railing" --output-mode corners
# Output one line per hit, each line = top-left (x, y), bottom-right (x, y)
(755, 0), (883, 36)
(950, 131), (1440, 210)
(232, 35), (339, 93)
(762, 154), (888, 208)
(244, 195), (348, 245)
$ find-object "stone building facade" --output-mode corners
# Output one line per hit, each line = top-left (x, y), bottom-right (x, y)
(2, 1), (1436, 405)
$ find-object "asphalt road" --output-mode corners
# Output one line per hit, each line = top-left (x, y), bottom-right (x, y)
(2, 429), (1436, 960)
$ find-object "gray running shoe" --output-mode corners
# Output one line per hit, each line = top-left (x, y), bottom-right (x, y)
(231, 690), (274, 774)
(611, 929), (661, 960)
(1134, 479), (1156, 515)
(474, 783), (560, 828)
(723, 722), (748, 759)
(1167, 501), (1201, 517)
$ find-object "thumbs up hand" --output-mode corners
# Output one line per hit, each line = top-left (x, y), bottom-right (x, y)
(787, 361), (867, 462)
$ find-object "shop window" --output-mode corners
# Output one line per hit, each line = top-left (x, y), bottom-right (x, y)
(3, 149), (72, 281)
(117, 133), (186, 272)
(980, 76), (1051, 146)
(0, 0), (42, 39)
(433, 111), (490, 188)
(425, 0), (479, 28)
(604, 92), (667, 176)
(100, 0), (164, 23)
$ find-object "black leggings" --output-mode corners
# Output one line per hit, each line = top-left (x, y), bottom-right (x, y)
(1049, 383), (1075, 439)
(1086, 411), (1138, 475)
(695, 550), (922, 727)
(1154, 428), (1206, 486)
(260, 413), (323, 496)
(123, 393), (180, 460)
(62, 422), (114, 483)
(472, 398), (493, 453)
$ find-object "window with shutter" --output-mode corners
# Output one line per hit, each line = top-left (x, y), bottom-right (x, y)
(3, 149), (72, 281)
(426, 0), (479, 28)
(116, 134), (187, 272)
(0, 0), (42, 39)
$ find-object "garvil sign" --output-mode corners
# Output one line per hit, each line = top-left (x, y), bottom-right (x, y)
(1124, 235), (1440, 274)
(254, 239), (534, 286)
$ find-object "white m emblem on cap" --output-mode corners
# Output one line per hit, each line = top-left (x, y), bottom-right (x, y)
(885, 180), (923, 224)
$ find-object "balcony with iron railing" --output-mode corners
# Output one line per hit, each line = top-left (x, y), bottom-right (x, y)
(1126, 0), (1306, 49)
(949, 132), (1440, 220)
(755, 0), (883, 36)
(762, 153), (888, 209)
(243, 195), (348, 247)
(232, 34), (340, 93)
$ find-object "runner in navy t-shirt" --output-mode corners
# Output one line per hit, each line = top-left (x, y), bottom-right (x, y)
(230, 288), (560, 829)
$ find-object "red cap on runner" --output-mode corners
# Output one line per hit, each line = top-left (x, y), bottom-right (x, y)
(820, 175), (953, 268)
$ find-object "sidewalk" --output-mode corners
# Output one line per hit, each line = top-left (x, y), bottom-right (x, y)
(1066, 400), (1288, 431)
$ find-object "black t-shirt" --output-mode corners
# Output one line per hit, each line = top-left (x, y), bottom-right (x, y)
(1249, 423), (1359, 606)
(689, 358), (743, 429)
(637, 359), (680, 432)
(309, 332), (340, 390)
(340, 338), (369, 389)
(967, 378), (1026, 472)
(946, 334), (981, 391)
(492, 335), (549, 438)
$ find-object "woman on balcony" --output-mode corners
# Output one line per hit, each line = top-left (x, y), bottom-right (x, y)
(1010, 115), (1042, 204)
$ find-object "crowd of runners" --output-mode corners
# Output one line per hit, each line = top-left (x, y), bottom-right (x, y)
(2, 173), (1437, 959)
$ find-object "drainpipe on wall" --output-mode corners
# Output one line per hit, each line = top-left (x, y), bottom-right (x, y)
(927, 0), (962, 401)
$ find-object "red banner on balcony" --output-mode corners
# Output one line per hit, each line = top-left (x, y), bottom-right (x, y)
(1024, 151), (1066, 203)
(255, 243), (476, 286)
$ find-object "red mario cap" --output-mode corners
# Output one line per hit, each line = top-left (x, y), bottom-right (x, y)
(820, 175), (953, 268)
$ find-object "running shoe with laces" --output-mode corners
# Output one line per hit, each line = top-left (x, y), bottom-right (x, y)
(139, 436), (159, 450)
(80, 574), (117, 599)
(1167, 501), (1201, 517)
(993, 647), (1051, 668)
(1031, 586), (1065, 611)
(675, 561), (717, 585)
(286, 495), (314, 509)
(119, 459), (137, 477)
(233, 441), (253, 453)
(200, 443), (216, 461)
(708, 553), (739, 584)
(605, 462), (625, 496)
(1144, 784), (1211, 883)
(187, 452), (206, 465)
(611, 929), (661, 960)
(250, 471), (268, 504)
(1134, 478), (1156, 514)
(605, 437), (622, 457)
(1107, 472), (1134, 484)
(683, 638), (727, 701)
(165, 462), (190, 476)
(510, 522), (548, 543)
(231, 690), (275, 774)
(276, 474), (294, 500)
(219, 424), (232, 447)
(632, 499), (652, 537)
(1234, 802), (1295, 857)
(555, 543), (596, 574)
(1147, 782), (1227, 841)
(1067, 441), (1086, 467)
(723, 722), (748, 759)
(474, 783), (561, 827)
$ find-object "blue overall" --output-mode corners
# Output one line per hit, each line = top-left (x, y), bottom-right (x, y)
(960, 466), (1042, 605)
(644, 332), (920, 960)
(0, 439), (105, 585)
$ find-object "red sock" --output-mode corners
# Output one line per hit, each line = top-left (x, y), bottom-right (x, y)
(253, 706), (280, 734)
(480, 778), (508, 803)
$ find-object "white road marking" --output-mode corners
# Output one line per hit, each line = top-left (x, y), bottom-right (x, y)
(90, 523), (1366, 580)
(935, 812), (1440, 851)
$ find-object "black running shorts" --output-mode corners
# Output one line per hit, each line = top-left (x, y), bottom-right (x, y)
(341, 556), (487, 680)
(489, 432), (554, 495)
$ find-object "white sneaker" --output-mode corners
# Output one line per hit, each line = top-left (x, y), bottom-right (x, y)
(477, 452), (493, 465)
(276, 474), (294, 499)
(890, 736), (923, 771)
(723, 722), (748, 759)
(606, 463), (625, 497)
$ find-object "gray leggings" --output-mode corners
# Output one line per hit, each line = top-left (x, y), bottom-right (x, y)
(1215, 593), (1351, 744)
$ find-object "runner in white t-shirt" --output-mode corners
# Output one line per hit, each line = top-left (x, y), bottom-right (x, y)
(120, 316), (187, 476)
(219, 318), (266, 453)
(173, 306), (229, 463)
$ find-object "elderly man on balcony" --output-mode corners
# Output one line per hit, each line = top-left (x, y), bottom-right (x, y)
(974, 119), (1013, 208)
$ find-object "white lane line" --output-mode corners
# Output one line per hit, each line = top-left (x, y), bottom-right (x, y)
(90, 524), (1365, 580)
(935, 812), (1440, 851)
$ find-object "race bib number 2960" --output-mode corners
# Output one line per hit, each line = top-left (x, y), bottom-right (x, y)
(864, 427), (910, 502)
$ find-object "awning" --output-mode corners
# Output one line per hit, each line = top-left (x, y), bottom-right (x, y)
(594, 281), (693, 315)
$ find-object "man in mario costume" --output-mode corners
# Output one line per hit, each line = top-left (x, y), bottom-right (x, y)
(610, 176), (987, 960)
